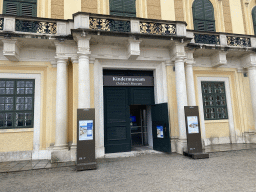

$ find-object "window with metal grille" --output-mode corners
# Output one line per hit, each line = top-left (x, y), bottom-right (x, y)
(109, 0), (136, 17)
(192, 0), (215, 32)
(201, 81), (228, 120)
(0, 79), (34, 129)
(3, 0), (37, 17)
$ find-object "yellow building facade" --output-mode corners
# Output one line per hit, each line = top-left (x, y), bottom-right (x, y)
(0, 0), (256, 162)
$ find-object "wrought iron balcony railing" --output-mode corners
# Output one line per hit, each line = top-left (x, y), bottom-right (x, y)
(15, 19), (57, 34)
(88, 14), (177, 36)
(226, 35), (251, 47)
(191, 30), (253, 48)
(193, 32), (220, 45)
(0, 18), (4, 30)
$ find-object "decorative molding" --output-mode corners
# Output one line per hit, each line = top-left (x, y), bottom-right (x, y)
(241, 53), (256, 68)
(73, 34), (91, 55)
(2, 39), (20, 61)
(54, 40), (78, 60)
(127, 38), (141, 60)
(169, 42), (186, 61)
(3, 17), (15, 32)
(74, 14), (90, 29)
(211, 51), (227, 67)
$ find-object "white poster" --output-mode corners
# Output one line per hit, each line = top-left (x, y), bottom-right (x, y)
(187, 116), (199, 134)
(79, 120), (93, 141)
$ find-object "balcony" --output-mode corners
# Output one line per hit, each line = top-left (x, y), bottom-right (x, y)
(188, 30), (255, 48)
(0, 12), (188, 39)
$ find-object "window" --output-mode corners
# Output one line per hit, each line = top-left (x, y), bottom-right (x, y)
(0, 79), (35, 129)
(110, 0), (136, 17)
(201, 81), (228, 120)
(192, 0), (215, 31)
(252, 6), (256, 35)
(3, 0), (37, 17)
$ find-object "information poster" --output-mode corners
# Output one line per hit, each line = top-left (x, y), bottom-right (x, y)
(187, 116), (199, 134)
(157, 126), (164, 138)
(79, 120), (93, 141)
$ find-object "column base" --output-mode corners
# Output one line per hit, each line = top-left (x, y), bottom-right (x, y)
(51, 144), (70, 163)
(70, 144), (77, 162)
(96, 146), (105, 158)
(176, 139), (187, 154)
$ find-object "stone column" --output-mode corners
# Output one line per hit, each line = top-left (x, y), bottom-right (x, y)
(75, 35), (91, 109)
(78, 53), (90, 108)
(54, 58), (68, 149)
(175, 57), (188, 153)
(248, 66), (256, 131)
(185, 51), (196, 106)
(185, 63), (196, 106)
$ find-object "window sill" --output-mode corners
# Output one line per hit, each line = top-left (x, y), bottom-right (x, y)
(204, 120), (229, 124)
(0, 128), (33, 133)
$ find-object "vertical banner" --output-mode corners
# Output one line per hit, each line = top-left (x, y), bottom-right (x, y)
(77, 108), (96, 171)
(184, 106), (202, 154)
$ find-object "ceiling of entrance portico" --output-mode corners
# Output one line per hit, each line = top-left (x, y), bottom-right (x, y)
(3, 37), (57, 49)
(90, 35), (174, 48)
(192, 46), (252, 59)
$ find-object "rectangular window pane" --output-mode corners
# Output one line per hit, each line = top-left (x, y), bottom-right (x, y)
(0, 88), (5, 94)
(17, 88), (25, 94)
(0, 81), (5, 87)
(0, 79), (34, 128)
(201, 81), (228, 120)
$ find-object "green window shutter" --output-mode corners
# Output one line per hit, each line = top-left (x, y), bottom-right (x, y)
(123, 0), (136, 17)
(192, 0), (215, 32)
(110, 0), (136, 17)
(3, 0), (37, 17)
(20, 2), (36, 17)
(252, 6), (256, 35)
(193, 0), (204, 20)
(110, 0), (123, 16)
(204, 0), (214, 21)
(3, 1), (20, 16)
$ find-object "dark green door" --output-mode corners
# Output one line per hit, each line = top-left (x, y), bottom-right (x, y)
(152, 103), (171, 153)
(104, 87), (131, 153)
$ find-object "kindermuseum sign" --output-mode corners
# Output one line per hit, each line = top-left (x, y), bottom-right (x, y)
(103, 76), (154, 86)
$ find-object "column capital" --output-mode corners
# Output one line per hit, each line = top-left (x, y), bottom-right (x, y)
(174, 56), (186, 63)
(74, 33), (91, 55)
(170, 42), (186, 61)
(248, 66), (256, 70)
(55, 56), (68, 64)
(71, 56), (79, 64)
(165, 60), (174, 66)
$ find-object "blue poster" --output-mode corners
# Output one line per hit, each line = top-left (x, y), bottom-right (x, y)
(79, 120), (93, 140)
(157, 126), (164, 138)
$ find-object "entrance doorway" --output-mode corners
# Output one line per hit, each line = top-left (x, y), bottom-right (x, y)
(103, 70), (171, 154)
(130, 105), (148, 147)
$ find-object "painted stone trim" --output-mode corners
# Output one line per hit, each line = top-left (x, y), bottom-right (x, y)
(82, 0), (98, 14)
(240, 0), (247, 34)
(222, 0), (233, 33)
(174, 0), (184, 21)
(51, 0), (64, 19)
(147, 0), (161, 19)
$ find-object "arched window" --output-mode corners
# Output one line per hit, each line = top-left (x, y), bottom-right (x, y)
(252, 6), (256, 35)
(109, 0), (136, 17)
(3, 0), (37, 17)
(192, 0), (215, 31)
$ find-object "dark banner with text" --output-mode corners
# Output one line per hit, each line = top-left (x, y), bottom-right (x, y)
(103, 76), (154, 86)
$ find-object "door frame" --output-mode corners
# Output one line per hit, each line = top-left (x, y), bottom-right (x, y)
(94, 60), (169, 157)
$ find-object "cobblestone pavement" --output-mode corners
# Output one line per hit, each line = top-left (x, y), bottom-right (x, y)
(1, 149), (256, 192)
